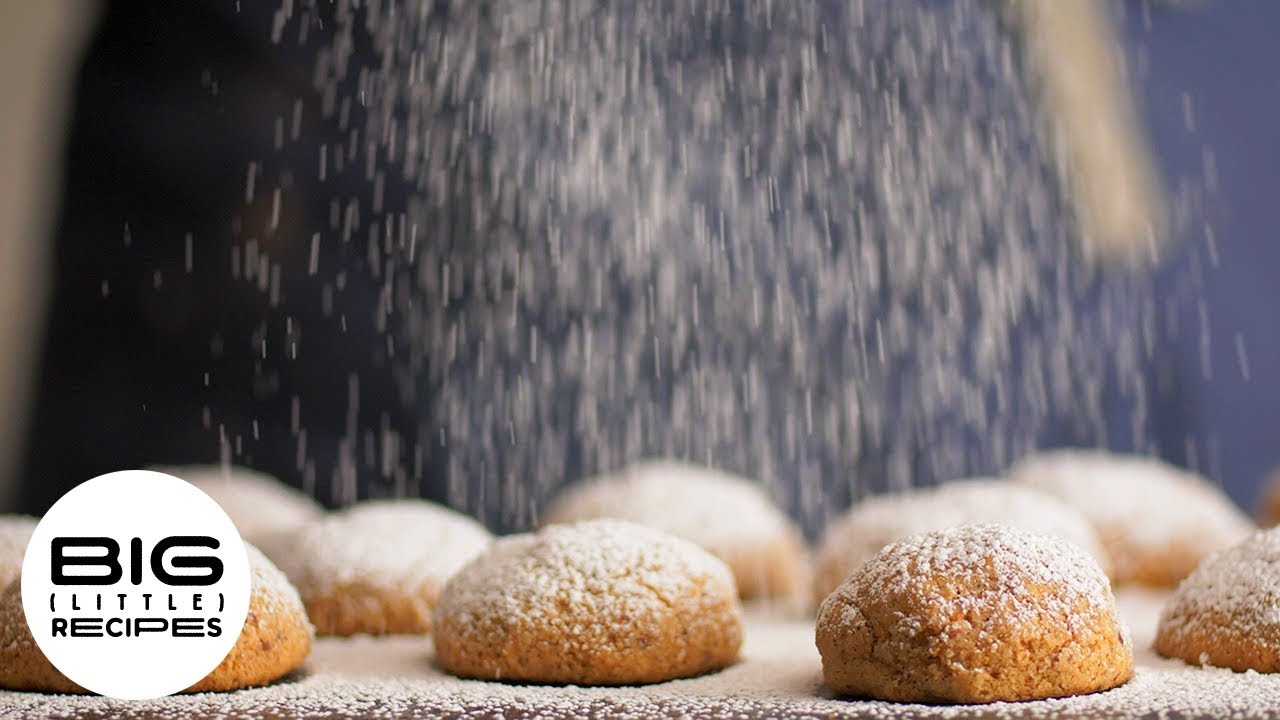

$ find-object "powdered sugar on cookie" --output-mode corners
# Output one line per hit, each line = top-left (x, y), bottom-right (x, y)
(1155, 527), (1280, 670)
(544, 461), (795, 558)
(284, 500), (492, 598)
(9, 597), (1280, 718)
(441, 519), (736, 631)
(545, 461), (810, 606)
(243, 544), (310, 625)
(814, 479), (1108, 601)
(816, 524), (1131, 703)
(1009, 450), (1254, 585)
(434, 519), (743, 684)
(855, 523), (1117, 631)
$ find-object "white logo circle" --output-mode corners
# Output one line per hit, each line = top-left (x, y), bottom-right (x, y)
(21, 470), (250, 699)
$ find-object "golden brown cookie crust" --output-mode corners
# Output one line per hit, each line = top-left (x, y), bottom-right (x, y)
(436, 575), (742, 685)
(1100, 529), (1204, 589)
(188, 594), (313, 692)
(544, 461), (810, 608)
(718, 532), (811, 611)
(0, 579), (86, 694)
(434, 520), (744, 685)
(0, 516), (37, 591)
(0, 547), (312, 694)
(303, 580), (440, 637)
(1155, 610), (1280, 673)
(281, 499), (492, 637)
(815, 524), (1133, 704)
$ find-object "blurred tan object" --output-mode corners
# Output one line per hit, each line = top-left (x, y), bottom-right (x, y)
(0, 3), (97, 511)
(1009, 449), (1255, 587)
(543, 460), (811, 614)
(1012, 0), (1168, 266)
(149, 464), (324, 540)
(811, 478), (1109, 603)
(1254, 467), (1280, 527)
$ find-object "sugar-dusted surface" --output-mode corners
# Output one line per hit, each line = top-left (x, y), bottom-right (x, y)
(433, 519), (742, 684)
(544, 461), (795, 561)
(1155, 528), (1280, 670)
(1008, 449), (1255, 586)
(5, 588), (1280, 718)
(154, 465), (324, 544)
(436, 520), (738, 635)
(815, 525), (1131, 703)
(813, 479), (1108, 600)
(280, 500), (492, 598)
(828, 524), (1118, 636)
(543, 461), (810, 605)
(243, 544), (313, 627)
(0, 543), (310, 695)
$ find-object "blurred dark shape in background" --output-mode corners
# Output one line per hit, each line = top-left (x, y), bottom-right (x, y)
(17, 0), (1280, 530)
(20, 1), (411, 513)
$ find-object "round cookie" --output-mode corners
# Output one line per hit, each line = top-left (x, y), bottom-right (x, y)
(1155, 528), (1280, 671)
(544, 460), (809, 608)
(0, 544), (312, 693)
(153, 465), (324, 552)
(0, 515), (37, 588)
(434, 519), (744, 685)
(281, 499), (492, 636)
(1008, 449), (1254, 586)
(1254, 466), (1280, 527)
(812, 478), (1109, 602)
(815, 524), (1133, 704)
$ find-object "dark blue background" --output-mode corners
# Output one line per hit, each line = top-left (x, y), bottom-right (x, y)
(1123, 0), (1280, 510)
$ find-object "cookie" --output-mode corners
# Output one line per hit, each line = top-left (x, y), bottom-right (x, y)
(816, 524), (1132, 704)
(434, 519), (743, 685)
(0, 544), (312, 693)
(153, 465), (324, 556)
(1008, 449), (1254, 586)
(812, 478), (1108, 602)
(544, 460), (809, 609)
(0, 515), (37, 588)
(1155, 528), (1280, 671)
(1254, 466), (1280, 527)
(279, 499), (492, 636)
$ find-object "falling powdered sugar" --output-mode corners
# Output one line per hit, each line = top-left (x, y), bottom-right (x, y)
(246, 0), (1161, 536)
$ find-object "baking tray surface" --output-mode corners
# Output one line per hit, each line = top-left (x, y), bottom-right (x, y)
(4, 590), (1278, 719)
